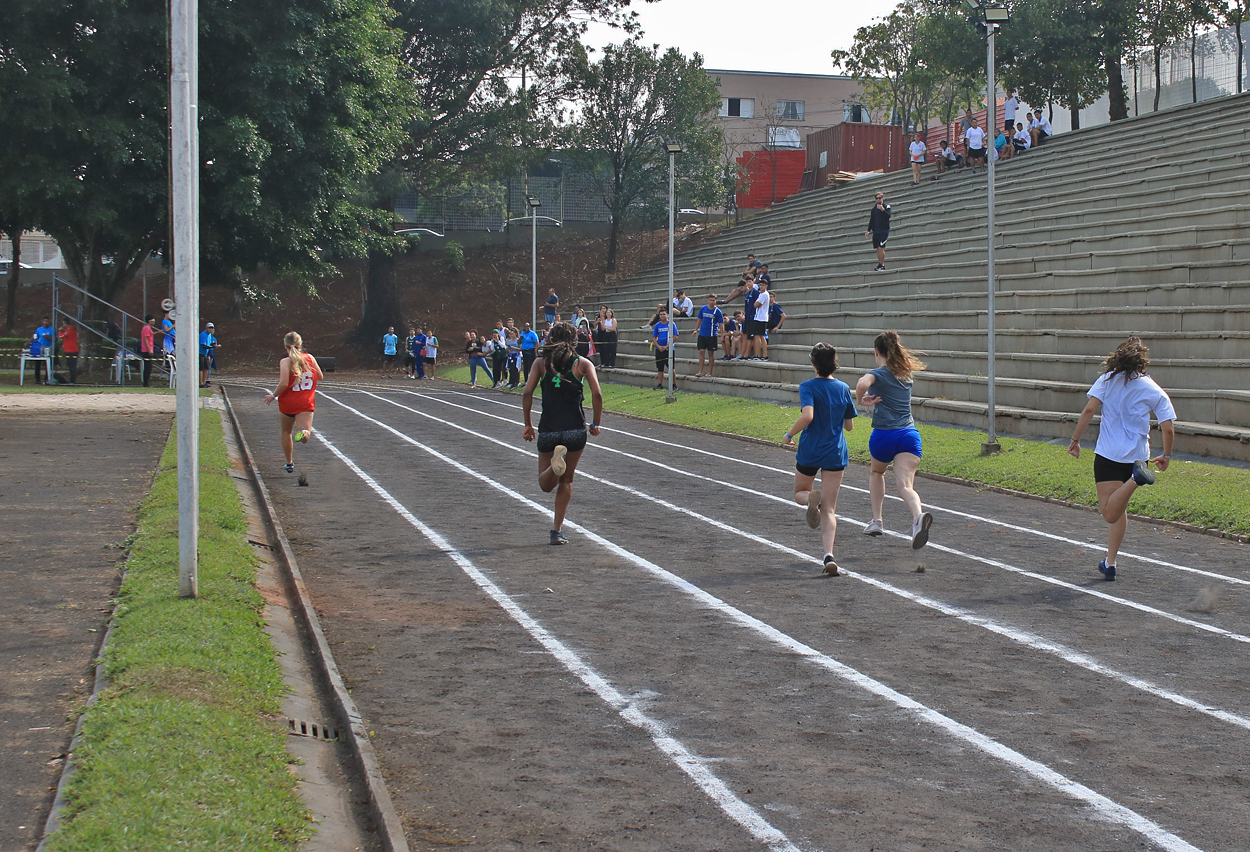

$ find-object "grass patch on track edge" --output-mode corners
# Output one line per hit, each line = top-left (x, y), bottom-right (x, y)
(43, 410), (309, 852)
(437, 364), (1250, 537)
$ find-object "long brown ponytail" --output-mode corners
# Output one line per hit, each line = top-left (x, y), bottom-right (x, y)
(284, 331), (309, 375)
(874, 330), (926, 381)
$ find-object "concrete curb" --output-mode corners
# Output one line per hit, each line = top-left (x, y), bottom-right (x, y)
(220, 386), (410, 852)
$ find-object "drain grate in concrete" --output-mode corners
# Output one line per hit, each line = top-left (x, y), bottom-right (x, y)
(287, 717), (340, 742)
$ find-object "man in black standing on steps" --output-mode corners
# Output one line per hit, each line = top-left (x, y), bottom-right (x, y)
(865, 192), (891, 271)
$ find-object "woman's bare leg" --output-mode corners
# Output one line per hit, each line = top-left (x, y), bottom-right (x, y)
(868, 458), (889, 522)
(1097, 479), (1132, 565)
(279, 413), (296, 464)
(818, 469), (845, 555)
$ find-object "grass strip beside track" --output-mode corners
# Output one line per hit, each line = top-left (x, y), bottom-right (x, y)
(44, 410), (308, 852)
(437, 364), (1250, 537)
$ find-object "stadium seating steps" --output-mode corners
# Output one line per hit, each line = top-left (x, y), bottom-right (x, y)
(588, 91), (1250, 461)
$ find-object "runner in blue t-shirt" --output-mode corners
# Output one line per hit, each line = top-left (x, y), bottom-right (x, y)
(382, 327), (398, 376)
(689, 294), (725, 378)
(784, 343), (857, 575)
(651, 310), (677, 390)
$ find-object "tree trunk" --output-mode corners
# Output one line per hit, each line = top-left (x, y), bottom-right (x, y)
(1239, 15), (1246, 94)
(1070, 107), (1081, 130)
(605, 215), (621, 273)
(1153, 46), (1163, 111)
(1106, 56), (1129, 121)
(354, 247), (405, 345)
(4, 229), (20, 332)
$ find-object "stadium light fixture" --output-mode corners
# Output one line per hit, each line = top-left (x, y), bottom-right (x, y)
(984, 5), (1009, 22)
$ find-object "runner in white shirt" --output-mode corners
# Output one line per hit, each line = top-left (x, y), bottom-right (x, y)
(1067, 337), (1176, 582)
(908, 132), (927, 184)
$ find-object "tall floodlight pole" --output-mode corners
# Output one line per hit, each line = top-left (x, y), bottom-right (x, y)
(527, 195), (541, 331)
(972, 1), (1008, 454)
(664, 142), (684, 404)
(171, 0), (200, 596)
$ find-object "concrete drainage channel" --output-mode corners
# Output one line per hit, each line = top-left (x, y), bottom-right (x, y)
(222, 386), (409, 852)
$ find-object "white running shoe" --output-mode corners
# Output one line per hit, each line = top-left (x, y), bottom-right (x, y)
(863, 519), (884, 536)
(911, 512), (934, 549)
(550, 445), (568, 477)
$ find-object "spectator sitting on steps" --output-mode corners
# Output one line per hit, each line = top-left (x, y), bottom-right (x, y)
(1030, 110), (1052, 147)
(937, 140), (961, 173)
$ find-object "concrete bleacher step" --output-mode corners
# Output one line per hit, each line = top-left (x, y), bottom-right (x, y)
(587, 91), (1250, 460)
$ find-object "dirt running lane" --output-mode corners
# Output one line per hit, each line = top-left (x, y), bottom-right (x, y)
(0, 411), (171, 851)
(230, 378), (1249, 852)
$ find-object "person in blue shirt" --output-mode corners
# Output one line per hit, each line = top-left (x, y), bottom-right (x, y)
(31, 317), (55, 383)
(518, 322), (540, 382)
(856, 330), (933, 549)
(784, 343), (857, 574)
(382, 326), (398, 376)
(651, 309), (677, 390)
(412, 327), (427, 379)
(689, 294), (724, 377)
(198, 321), (218, 387)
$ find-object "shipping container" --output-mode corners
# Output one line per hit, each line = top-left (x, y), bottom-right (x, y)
(736, 149), (806, 209)
(804, 124), (905, 187)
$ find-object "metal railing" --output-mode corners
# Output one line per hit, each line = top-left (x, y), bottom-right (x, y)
(51, 274), (161, 386)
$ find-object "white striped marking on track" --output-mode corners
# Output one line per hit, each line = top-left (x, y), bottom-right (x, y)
(316, 388), (1208, 852)
(314, 430), (804, 852)
(325, 385), (1250, 734)
(349, 385), (1250, 647)
(426, 384), (1250, 588)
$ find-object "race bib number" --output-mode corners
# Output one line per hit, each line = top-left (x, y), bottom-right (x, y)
(297, 371), (314, 391)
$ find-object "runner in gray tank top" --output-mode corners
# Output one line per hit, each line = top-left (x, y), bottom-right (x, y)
(855, 331), (934, 549)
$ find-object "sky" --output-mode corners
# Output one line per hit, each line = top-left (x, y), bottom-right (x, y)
(582, 0), (892, 77)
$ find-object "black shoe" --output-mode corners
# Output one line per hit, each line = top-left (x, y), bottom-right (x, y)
(550, 529), (568, 545)
(874, 263), (885, 272)
(284, 463), (295, 473)
(911, 512), (933, 550)
(1131, 462), (1156, 486)
(1098, 559), (1116, 581)
(823, 554), (839, 576)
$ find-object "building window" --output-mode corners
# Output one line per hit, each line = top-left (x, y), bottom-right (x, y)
(719, 97), (755, 118)
(777, 99), (804, 121)
(843, 103), (868, 123)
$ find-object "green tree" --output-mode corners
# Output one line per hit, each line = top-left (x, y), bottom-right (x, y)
(6, 0), (410, 326)
(0, 1), (78, 330)
(1001, 0), (1107, 128)
(566, 42), (723, 272)
(352, 0), (638, 339)
(832, 5), (944, 132)
(1221, 0), (1250, 94)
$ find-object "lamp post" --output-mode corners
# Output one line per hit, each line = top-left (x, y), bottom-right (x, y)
(664, 141), (684, 403)
(171, 0), (200, 597)
(526, 195), (541, 331)
(969, 1), (1009, 454)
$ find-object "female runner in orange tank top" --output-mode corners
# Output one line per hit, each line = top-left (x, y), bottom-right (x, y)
(263, 331), (323, 473)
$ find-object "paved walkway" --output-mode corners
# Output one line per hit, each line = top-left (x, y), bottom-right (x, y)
(0, 411), (170, 851)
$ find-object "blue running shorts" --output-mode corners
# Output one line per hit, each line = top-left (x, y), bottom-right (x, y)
(869, 427), (923, 463)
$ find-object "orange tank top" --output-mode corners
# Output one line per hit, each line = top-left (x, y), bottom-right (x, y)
(278, 356), (318, 414)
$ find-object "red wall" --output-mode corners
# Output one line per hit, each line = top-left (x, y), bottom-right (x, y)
(736, 149), (806, 209)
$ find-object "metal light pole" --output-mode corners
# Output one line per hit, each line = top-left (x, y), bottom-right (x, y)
(527, 195), (541, 331)
(973, 2), (1008, 454)
(171, 0), (200, 596)
(664, 142), (684, 403)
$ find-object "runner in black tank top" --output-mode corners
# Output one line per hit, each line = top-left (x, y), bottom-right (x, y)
(522, 322), (604, 545)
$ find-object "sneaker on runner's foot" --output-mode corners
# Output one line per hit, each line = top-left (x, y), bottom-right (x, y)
(1098, 559), (1117, 581)
(823, 554), (839, 576)
(284, 463), (295, 473)
(550, 529), (568, 545)
(1131, 462), (1156, 486)
(911, 512), (934, 549)
(863, 519), (884, 536)
(550, 444), (568, 477)
(805, 488), (822, 529)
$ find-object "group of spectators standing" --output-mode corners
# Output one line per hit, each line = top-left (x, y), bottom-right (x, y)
(380, 325), (440, 380)
(642, 253), (788, 388)
(908, 91), (1053, 181)
(27, 308), (215, 388)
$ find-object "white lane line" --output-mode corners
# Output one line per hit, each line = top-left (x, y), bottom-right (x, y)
(362, 386), (1250, 648)
(317, 389), (1208, 852)
(337, 386), (1250, 734)
(424, 385), (1248, 588)
(313, 430), (803, 852)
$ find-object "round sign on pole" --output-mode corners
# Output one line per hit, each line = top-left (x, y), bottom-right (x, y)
(161, 298), (176, 312)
